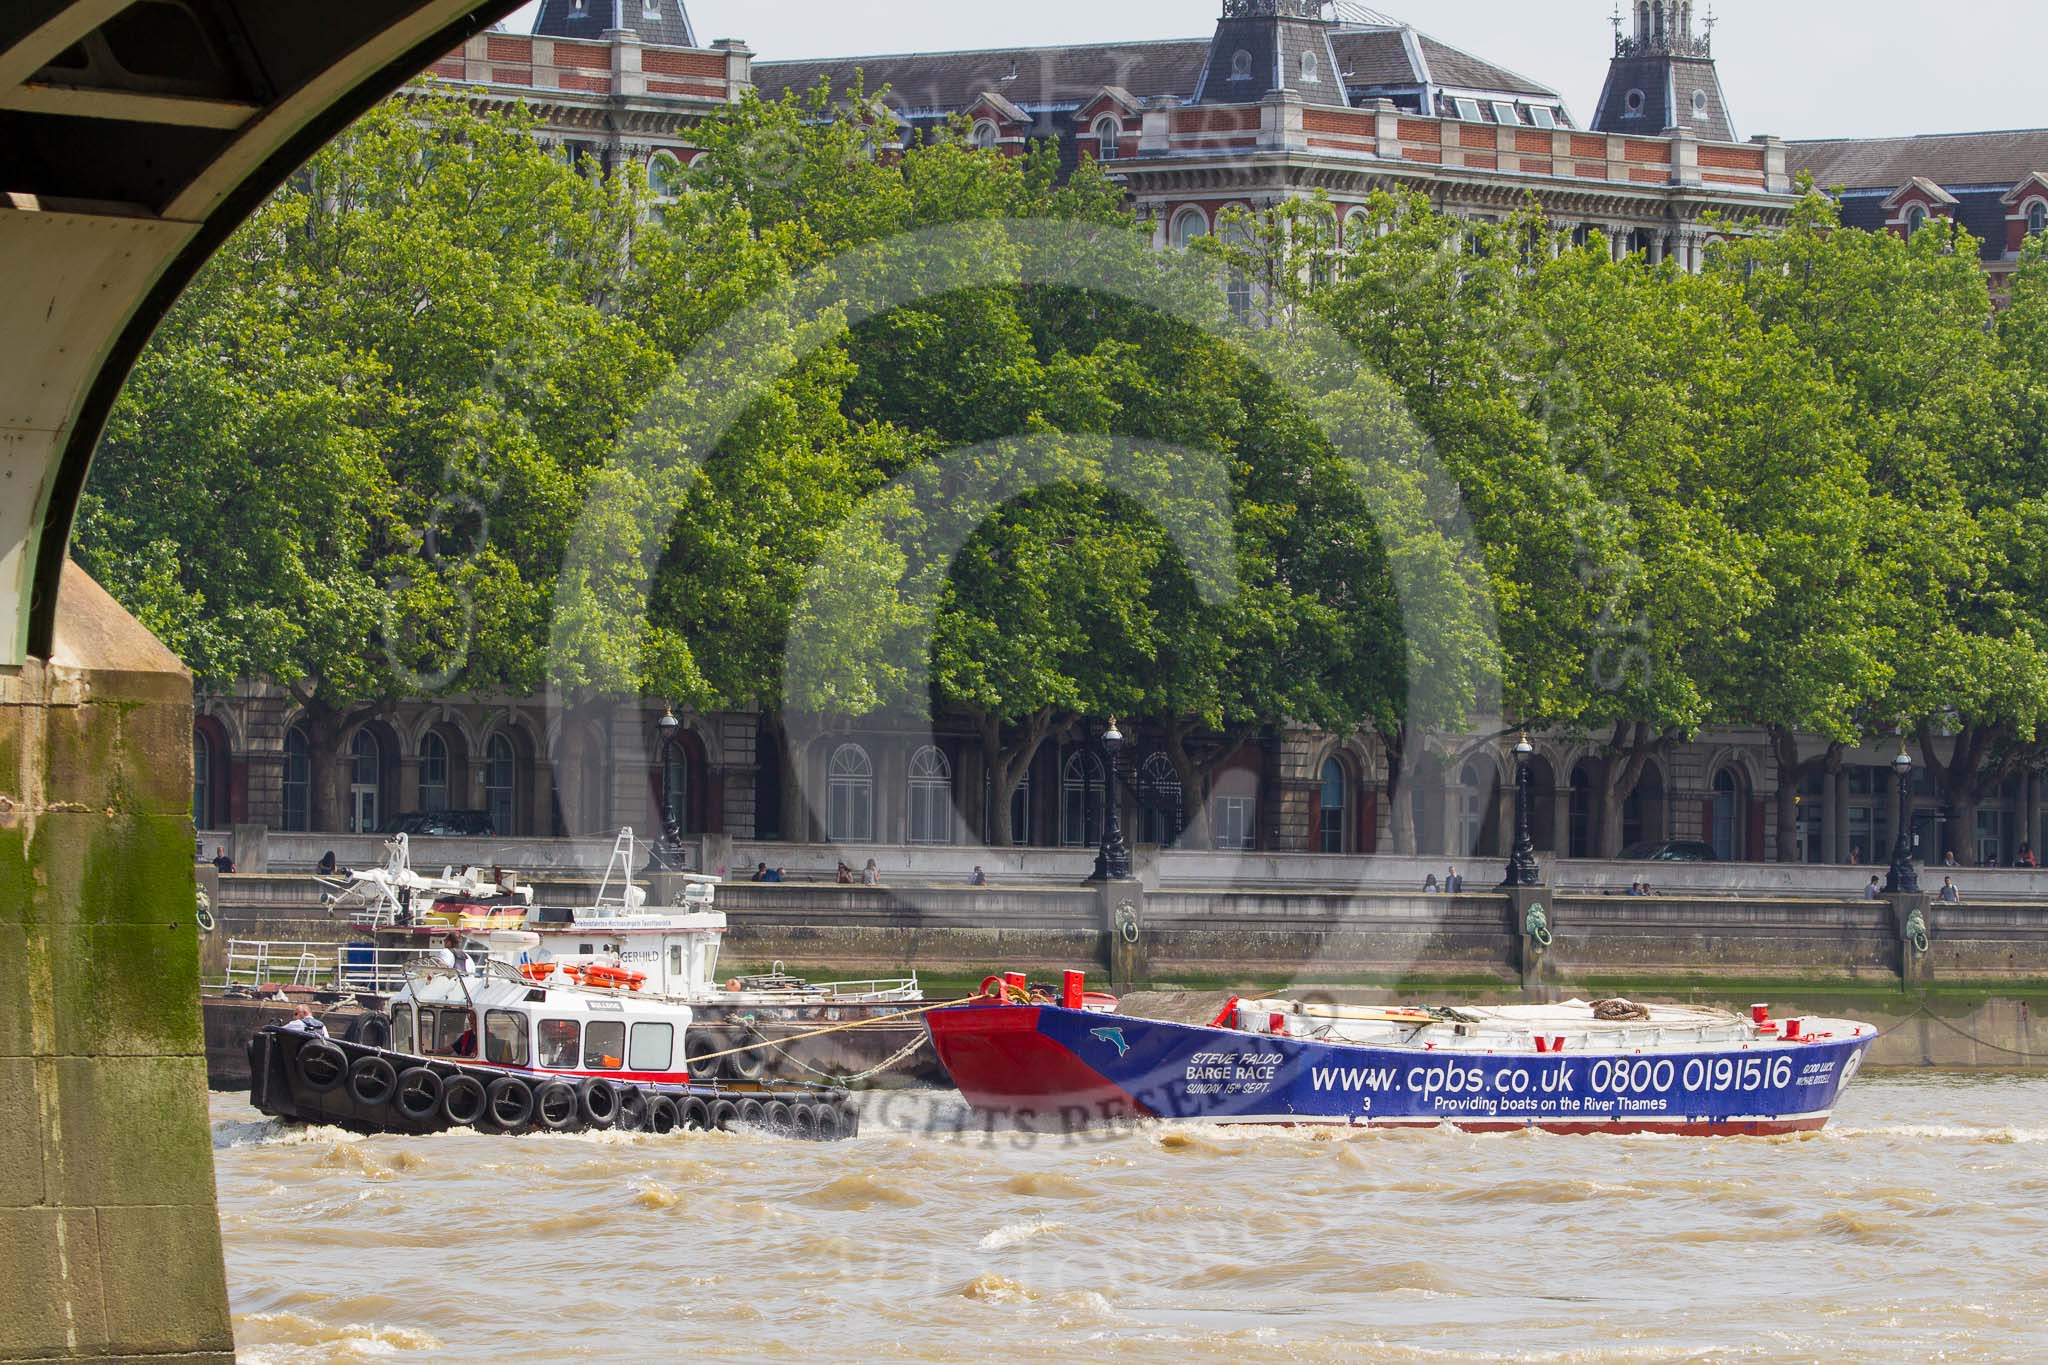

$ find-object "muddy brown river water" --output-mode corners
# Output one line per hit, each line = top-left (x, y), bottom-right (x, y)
(213, 1073), (2048, 1363)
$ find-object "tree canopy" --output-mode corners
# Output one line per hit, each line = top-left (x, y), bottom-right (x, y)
(75, 89), (2048, 854)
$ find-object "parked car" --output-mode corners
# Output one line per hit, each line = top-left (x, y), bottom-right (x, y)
(1617, 840), (1719, 862)
(378, 810), (494, 838)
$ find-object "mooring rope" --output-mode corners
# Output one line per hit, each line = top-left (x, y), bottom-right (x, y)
(683, 995), (980, 1066)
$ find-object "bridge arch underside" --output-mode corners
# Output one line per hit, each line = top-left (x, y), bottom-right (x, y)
(0, 4), (520, 1360)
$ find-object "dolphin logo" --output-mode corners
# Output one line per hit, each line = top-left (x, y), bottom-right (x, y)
(1090, 1027), (1130, 1057)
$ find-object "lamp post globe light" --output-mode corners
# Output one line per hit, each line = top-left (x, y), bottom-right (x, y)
(1503, 732), (1543, 888)
(1094, 717), (1134, 882)
(647, 706), (689, 872)
(1885, 742), (1919, 895)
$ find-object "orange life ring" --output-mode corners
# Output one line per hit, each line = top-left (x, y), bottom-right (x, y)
(519, 962), (556, 982)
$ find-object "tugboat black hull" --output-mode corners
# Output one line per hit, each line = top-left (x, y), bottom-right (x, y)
(249, 1027), (860, 1140)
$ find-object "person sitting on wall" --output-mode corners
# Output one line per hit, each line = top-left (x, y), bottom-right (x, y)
(211, 845), (236, 874)
(1938, 876), (1961, 904)
(1943, 850), (1960, 868)
(2018, 843), (2039, 868)
(1847, 846), (1863, 866)
(752, 861), (771, 882)
(316, 850), (338, 875)
(765, 866), (785, 883)
(1444, 865), (1464, 894)
(836, 861), (854, 884)
(862, 858), (881, 886)
(1627, 879), (1645, 897)
(970, 866), (988, 887)
(1422, 874), (1440, 893)
(280, 1003), (328, 1037)
(1865, 875), (1883, 900)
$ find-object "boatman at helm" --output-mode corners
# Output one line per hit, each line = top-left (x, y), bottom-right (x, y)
(280, 1004), (328, 1037)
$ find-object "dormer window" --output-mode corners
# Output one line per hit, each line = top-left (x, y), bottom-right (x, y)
(1094, 117), (1121, 160)
(1299, 50), (1319, 83)
(2029, 201), (2047, 237)
(1230, 49), (1253, 80)
(1530, 106), (1558, 130)
(1624, 89), (1646, 117)
(1452, 97), (1481, 122)
(1691, 89), (1710, 119)
(1490, 101), (1520, 126)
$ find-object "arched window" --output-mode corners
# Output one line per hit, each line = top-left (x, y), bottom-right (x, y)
(906, 745), (954, 845)
(1138, 753), (1185, 847)
(1061, 750), (1105, 848)
(192, 728), (213, 829)
(1691, 89), (1709, 119)
(648, 150), (684, 198)
(1222, 216), (1254, 322)
(350, 729), (383, 834)
(1319, 757), (1349, 853)
(1343, 206), (1370, 245)
(1171, 206), (1209, 250)
(485, 734), (517, 836)
(1299, 49), (1319, 83)
(281, 727), (311, 833)
(1568, 762), (1598, 859)
(1710, 769), (1742, 861)
(827, 743), (874, 844)
(418, 731), (449, 812)
(972, 121), (999, 150)
(1458, 761), (1490, 858)
(1230, 48), (1253, 80)
(1093, 117), (1121, 160)
(1906, 205), (1928, 235)
(2029, 201), (2047, 237)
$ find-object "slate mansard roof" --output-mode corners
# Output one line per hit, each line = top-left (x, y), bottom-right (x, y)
(1790, 129), (2048, 192)
(751, 18), (1570, 128)
(1790, 129), (2048, 266)
(532, 0), (697, 50)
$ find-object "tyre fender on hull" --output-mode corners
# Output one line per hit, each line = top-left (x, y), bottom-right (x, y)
(534, 1080), (580, 1131)
(295, 1039), (349, 1093)
(645, 1094), (680, 1135)
(579, 1079), (619, 1130)
(682, 1096), (713, 1132)
(346, 1054), (399, 1108)
(485, 1076), (536, 1132)
(615, 1085), (648, 1132)
(393, 1067), (442, 1122)
(707, 1097), (740, 1132)
(441, 1073), (488, 1127)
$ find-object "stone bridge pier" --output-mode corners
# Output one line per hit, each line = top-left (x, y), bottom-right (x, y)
(2, 3), (523, 1357)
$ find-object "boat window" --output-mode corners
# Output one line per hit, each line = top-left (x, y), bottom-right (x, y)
(391, 1004), (415, 1054)
(485, 1010), (529, 1067)
(538, 1018), (581, 1068)
(629, 1022), (674, 1072)
(584, 1020), (625, 1070)
(436, 1009), (476, 1056)
(669, 944), (683, 982)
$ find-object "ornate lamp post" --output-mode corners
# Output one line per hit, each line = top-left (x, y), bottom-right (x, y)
(645, 706), (689, 872)
(1503, 732), (1543, 887)
(1885, 742), (1919, 894)
(1093, 717), (1133, 882)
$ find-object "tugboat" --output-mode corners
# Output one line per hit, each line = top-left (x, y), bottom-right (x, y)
(204, 831), (941, 1089)
(249, 930), (860, 1139)
(926, 975), (1876, 1136)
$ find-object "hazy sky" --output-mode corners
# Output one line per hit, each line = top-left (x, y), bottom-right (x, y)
(505, 2), (2045, 142)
